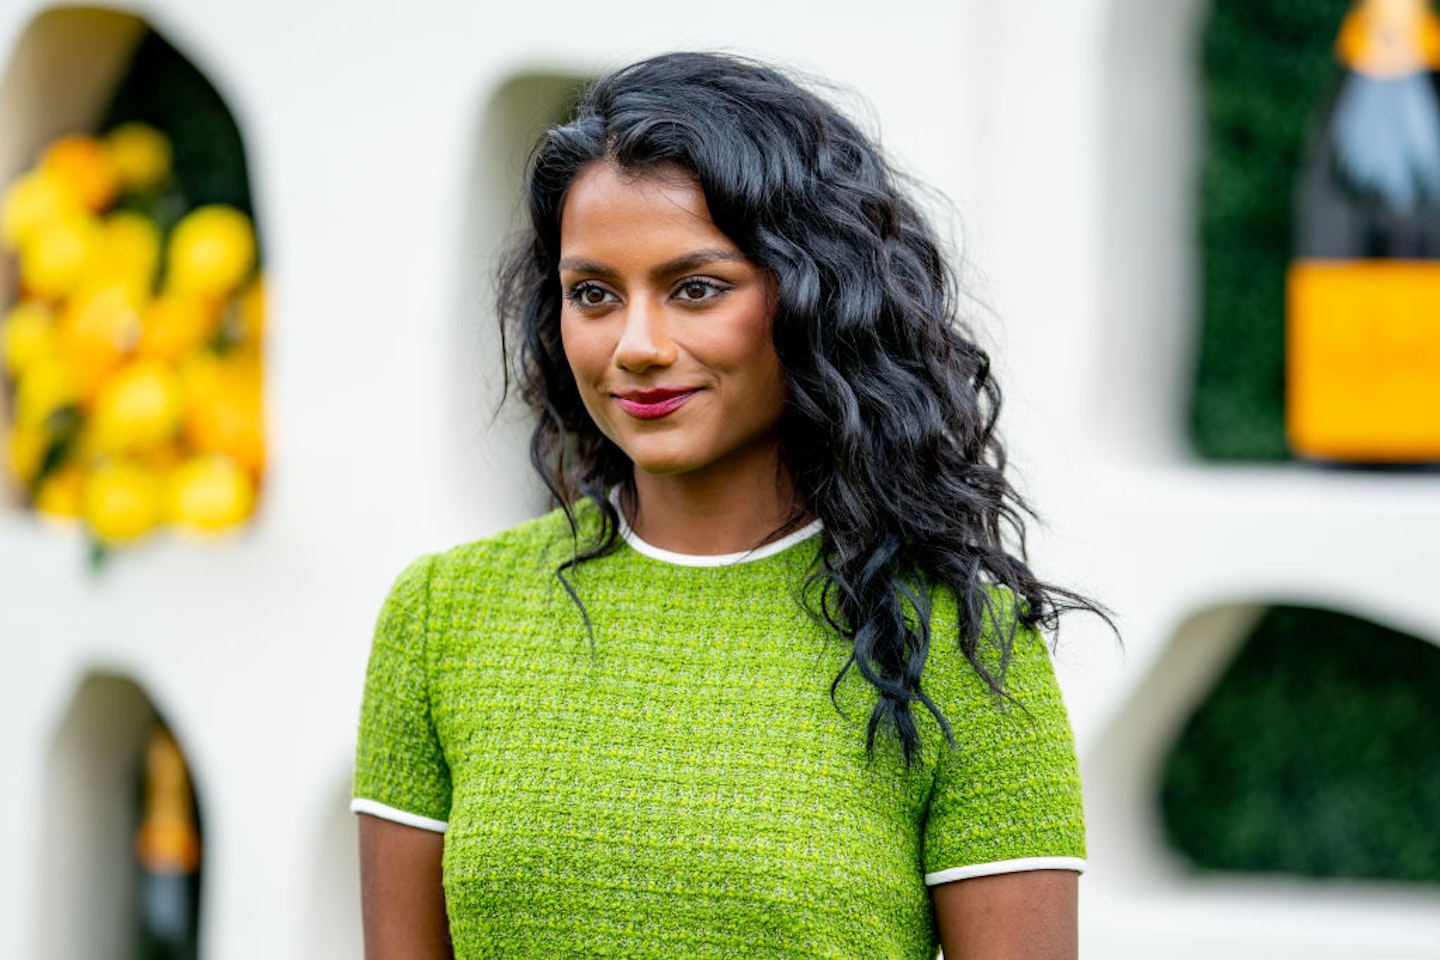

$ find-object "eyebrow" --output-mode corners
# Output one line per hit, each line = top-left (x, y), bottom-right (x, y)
(557, 248), (751, 282)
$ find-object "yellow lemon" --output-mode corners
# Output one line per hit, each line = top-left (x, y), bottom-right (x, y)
(167, 454), (255, 532)
(20, 211), (103, 300)
(58, 283), (144, 398)
(139, 442), (185, 475)
(1, 301), (59, 376)
(93, 212), (162, 298)
(89, 360), (184, 454)
(181, 351), (265, 476)
(69, 419), (102, 461)
(14, 356), (78, 428)
(224, 274), (266, 346)
(35, 462), (85, 518)
(1, 168), (81, 250)
(105, 123), (172, 192)
(138, 291), (221, 362)
(82, 459), (163, 544)
(5, 421), (48, 484)
(41, 134), (121, 212)
(166, 206), (256, 298)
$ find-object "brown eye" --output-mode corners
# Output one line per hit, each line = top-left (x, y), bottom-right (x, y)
(567, 282), (616, 308)
(677, 280), (721, 302)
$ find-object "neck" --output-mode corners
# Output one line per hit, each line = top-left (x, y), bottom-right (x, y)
(624, 446), (808, 555)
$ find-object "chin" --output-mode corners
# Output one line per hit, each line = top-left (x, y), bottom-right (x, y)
(629, 456), (701, 478)
(614, 438), (702, 478)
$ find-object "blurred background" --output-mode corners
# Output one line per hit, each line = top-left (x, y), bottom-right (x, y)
(1, 1), (1438, 957)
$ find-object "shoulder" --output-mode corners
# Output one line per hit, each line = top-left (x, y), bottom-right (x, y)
(918, 584), (1085, 871)
(920, 583), (1068, 727)
(423, 504), (592, 589)
(388, 503), (615, 619)
(372, 505), (598, 654)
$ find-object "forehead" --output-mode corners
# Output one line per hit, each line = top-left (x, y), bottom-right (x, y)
(559, 163), (733, 253)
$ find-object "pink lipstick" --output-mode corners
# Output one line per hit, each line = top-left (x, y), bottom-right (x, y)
(614, 388), (697, 420)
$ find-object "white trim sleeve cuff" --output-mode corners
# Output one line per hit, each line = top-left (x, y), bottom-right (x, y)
(350, 797), (448, 834)
(924, 856), (1086, 886)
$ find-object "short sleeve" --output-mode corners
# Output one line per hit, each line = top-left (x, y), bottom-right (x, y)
(351, 555), (452, 832)
(922, 620), (1086, 884)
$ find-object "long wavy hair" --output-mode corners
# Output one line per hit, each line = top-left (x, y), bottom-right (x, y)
(498, 51), (1105, 764)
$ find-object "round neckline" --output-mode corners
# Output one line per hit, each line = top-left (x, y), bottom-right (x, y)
(616, 513), (824, 568)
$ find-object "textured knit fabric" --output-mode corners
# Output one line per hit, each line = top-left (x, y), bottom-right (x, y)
(353, 506), (1084, 959)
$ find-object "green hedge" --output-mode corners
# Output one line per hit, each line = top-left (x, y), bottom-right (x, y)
(1192, 1), (1351, 459)
(1160, 606), (1440, 882)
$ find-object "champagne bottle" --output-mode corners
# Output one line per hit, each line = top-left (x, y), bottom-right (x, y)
(1288, 0), (1440, 461)
(134, 726), (202, 960)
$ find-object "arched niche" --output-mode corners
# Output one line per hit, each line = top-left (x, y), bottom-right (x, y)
(1099, 0), (1399, 464)
(449, 71), (589, 535)
(0, 6), (258, 250)
(1095, 0), (1209, 464)
(0, 6), (266, 528)
(1160, 604), (1440, 883)
(1086, 597), (1440, 889)
(33, 671), (205, 960)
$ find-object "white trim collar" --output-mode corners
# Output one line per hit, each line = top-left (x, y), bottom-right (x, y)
(617, 513), (823, 567)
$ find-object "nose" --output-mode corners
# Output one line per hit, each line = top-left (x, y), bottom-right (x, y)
(614, 295), (677, 372)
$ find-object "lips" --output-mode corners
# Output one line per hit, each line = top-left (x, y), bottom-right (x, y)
(613, 388), (698, 420)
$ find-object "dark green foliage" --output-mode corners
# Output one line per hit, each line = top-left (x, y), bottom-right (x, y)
(1161, 606), (1440, 882)
(100, 29), (254, 226)
(1193, 1), (1351, 459)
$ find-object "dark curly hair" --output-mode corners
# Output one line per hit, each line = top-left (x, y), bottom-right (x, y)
(498, 51), (1105, 764)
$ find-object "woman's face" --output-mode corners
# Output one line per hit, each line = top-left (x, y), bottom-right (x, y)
(557, 162), (787, 486)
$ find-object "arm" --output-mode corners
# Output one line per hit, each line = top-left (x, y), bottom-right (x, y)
(358, 814), (453, 960)
(931, 869), (1077, 960)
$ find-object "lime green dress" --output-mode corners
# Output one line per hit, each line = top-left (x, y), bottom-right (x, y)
(353, 506), (1084, 959)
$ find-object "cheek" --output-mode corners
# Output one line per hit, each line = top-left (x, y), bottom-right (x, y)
(733, 304), (785, 402)
(560, 319), (614, 425)
(757, 353), (789, 417)
(560, 317), (602, 384)
(706, 291), (777, 364)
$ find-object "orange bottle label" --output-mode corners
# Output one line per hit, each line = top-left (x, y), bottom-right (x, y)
(1287, 260), (1440, 460)
(134, 729), (201, 874)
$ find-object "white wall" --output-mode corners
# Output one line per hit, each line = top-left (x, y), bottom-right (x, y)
(1, 1), (1437, 957)
(964, 2), (1440, 955)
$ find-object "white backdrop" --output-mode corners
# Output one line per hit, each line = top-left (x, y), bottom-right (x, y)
(1, 1), (1438, 957)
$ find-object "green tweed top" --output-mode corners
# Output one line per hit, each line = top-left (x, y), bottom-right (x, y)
(352, 506), (1084, 959)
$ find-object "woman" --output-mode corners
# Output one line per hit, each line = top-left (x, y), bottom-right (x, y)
(354, 52), (1101, 959)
